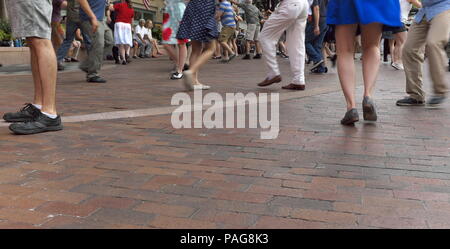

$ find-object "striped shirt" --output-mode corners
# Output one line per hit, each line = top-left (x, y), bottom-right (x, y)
(219, 1), (236, 28)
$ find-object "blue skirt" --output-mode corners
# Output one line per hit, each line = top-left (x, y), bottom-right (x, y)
(327, 0), (402, 27)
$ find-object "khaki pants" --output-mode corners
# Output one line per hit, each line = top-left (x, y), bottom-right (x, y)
(104, 20), (114, 58)
(403, 10), (450, 101)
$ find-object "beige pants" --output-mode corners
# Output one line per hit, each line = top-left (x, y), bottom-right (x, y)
(402, 10), (450, 101)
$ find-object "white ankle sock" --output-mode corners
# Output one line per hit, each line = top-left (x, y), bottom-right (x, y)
(33, 104), (42, 110)
(41, 111), (57, 119)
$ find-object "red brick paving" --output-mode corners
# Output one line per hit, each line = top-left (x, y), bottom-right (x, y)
(0, 55), (449, 228)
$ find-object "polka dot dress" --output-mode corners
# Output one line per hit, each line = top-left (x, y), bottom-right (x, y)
(176, 0), (219, 42)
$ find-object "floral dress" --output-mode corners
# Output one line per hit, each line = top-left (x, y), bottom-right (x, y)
(162, 0), (188, 44)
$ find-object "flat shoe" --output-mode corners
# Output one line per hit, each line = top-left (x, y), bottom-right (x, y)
(341, 108), (359, 125)
(282, 83), (305, 90)
(362, 96), (377, 121)
(258, 75), (282, 87)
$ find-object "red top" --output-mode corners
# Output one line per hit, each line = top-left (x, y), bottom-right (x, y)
(114, 2), (135, 24)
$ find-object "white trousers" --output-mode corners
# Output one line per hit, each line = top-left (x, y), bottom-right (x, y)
(260, 0), (308, 85)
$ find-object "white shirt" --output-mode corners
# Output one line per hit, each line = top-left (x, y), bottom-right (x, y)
(145, 28), (153, 40)
(308, 0), (314, 15)
(400, 0), (413, 23)
(134, 25), (148, 40)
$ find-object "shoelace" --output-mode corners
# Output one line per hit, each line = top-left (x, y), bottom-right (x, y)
(20, 103), (34, 112)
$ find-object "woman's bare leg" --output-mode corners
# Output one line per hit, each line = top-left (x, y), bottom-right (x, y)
(394, 31), (407, 64)
(177, 43), (187, 74)
(335, 24), (358, 110)
(189, 40), (216, 85)
(164, 44), (178, 64)
(360, 23), (383, 98)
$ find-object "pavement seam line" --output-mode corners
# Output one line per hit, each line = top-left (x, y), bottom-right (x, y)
(0, 84), (343, 127)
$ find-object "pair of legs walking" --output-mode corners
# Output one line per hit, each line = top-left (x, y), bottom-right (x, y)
(398, 10), (450, 106)
(258, 0), (308, 90)
(164, 43), (188, 78)
(336, 23), (381, 125)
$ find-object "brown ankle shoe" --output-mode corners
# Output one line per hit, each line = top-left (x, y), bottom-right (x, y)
(257, 75), (282, 87)
(282, 83), (305, 90)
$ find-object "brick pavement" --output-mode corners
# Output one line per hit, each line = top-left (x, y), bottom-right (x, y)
(0, 55), (449, 228)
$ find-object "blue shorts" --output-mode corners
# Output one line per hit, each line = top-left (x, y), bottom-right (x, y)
(327, 0), (402, 27)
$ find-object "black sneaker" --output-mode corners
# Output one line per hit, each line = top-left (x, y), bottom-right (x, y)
(311, 65), (328, 74)
(9, 112), (63, 135)
(183, 64), (190, 71)
(253, 54), (262, 59)
(396, 97), (425, 106)
(428, 95), (446, 106)
(87, 76), (107, 83)
(280, 52), (289, 59)
(3, 103), (41, 123)
(170, 72), (183, 80)
(362, 96), (377, 121)
(242, 54), (251, 60)
(341, 108), (359, 125)
(311, 60), (324, 70)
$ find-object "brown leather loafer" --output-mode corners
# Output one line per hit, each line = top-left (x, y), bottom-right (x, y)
(257, 75), (282, 87)
(282, 83), (305, 90)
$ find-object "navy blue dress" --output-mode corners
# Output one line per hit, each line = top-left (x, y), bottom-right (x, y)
(176, 0), (219, 42)
(327, 0), (402, 27)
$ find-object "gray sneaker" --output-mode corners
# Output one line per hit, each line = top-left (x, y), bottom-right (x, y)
(362, 96), (377, 121)
(9, 112), (63, 135)
(341, 108), (359, 125)
(3, 103), (41, 123)
(427, 95), (446, 106)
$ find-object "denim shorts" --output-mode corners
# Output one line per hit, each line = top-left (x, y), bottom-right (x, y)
(7, 0), (52, 40)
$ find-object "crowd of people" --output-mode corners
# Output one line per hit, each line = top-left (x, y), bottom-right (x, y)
(1, 0), (450, 135)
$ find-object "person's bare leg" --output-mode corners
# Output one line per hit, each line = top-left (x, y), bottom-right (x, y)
(164, 44), (178, 63)
(188, 41), (202, 84)
(220, 41), (234, 57)
(335, 24), (358, 110)
(186, 44), (192, 63)
(190, 40), (216, 85)
(28, 38), (43, 106)
(279, 41), (287, 55)
(256, 41), (262, 54)
(177, 43), (187, 74)
(119, 44), (126, 61)
(245, 40), (251, 55)
(361, 23), (382, 98)
(153, 40), (162, 54)
(389, 38), (395, 63)
(394, 31), (407, 64)
(31, 37), (57, 114)
(125, 45), (130, 57)
(153, 45), (159, 57)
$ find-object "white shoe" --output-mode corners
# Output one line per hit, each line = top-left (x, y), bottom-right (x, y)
(193, 84), (210, 90)
(183, 70), (194, 90)
(391, 62), (404, 70)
